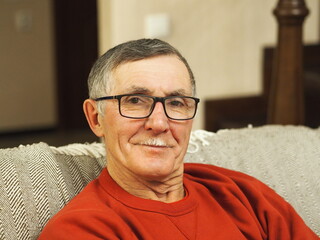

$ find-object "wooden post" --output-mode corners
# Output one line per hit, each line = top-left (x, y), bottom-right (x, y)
(267, 0), (309, 125)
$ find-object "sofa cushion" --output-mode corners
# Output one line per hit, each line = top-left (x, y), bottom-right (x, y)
(0, 125), (319, 239)
(186, 125), (320, 236)
(0, 142), (105, 240)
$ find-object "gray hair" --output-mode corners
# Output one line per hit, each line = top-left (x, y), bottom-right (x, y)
(87, 38), (196, 114)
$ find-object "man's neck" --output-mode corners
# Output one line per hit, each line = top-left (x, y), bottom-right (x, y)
(107, 163), (185, 203)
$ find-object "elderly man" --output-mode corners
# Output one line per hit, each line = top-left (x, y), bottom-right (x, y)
(38, 39), (318, 239)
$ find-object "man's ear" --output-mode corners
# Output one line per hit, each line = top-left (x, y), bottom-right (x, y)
(83, 99), (104, 137)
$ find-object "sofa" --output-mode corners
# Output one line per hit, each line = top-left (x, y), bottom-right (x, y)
(0, 125), (319, 239)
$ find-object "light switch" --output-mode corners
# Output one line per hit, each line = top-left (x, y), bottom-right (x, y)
(15, 9), (33, 32)
(144, 13), (170, 38)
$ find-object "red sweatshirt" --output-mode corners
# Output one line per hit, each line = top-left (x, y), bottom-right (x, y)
(38, 163), (319, 240)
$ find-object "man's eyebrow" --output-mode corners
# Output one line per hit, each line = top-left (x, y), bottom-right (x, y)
(124, 86), (190, 96)
(169, 89), (189, 96)
(124, 86), (150, 94)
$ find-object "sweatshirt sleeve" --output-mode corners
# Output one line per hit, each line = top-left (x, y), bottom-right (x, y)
(218, 165), (319, 239)
(252, 180), (319, 239)
(185, 163), (319, 239)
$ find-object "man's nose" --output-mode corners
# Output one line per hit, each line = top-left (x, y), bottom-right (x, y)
(144, 102), (169, 133)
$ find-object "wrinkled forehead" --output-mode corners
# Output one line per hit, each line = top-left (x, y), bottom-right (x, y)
(110, 56), (193, 96)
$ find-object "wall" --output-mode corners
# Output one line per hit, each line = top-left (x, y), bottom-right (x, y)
(98, 0), (320, 130)
(0, 0), (56, 133)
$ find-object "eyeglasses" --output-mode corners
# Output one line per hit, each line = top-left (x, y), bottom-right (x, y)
(94, 94), (200, 120)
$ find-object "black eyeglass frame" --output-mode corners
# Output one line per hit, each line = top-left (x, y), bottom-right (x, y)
(94, 94), (200, 120)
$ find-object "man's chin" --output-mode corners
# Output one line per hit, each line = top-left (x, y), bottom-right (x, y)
(135, 159), (183, 181)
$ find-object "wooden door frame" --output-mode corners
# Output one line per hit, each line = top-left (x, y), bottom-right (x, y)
(53, 0), (98, 130)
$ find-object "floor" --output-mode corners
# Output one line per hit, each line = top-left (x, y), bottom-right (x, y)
(0, 128), (99, 149)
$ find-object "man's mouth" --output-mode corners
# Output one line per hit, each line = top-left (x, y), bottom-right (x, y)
(137, 138), (173, 148)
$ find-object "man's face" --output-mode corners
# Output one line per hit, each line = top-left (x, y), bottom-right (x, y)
(98, 55), (194, 180)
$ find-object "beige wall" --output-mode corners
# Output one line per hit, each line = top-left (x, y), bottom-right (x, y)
(98, 0), (320, 130)
(0, 0), (318, 133)
(0, 0), (56, 132)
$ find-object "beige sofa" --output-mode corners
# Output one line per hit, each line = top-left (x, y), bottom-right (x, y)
(0, 125), (319, 239)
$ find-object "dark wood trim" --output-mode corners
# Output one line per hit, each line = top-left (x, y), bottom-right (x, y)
(205, 43), (320, 132)
(53, 0), (98, 130)
(205, 96), (267, 132)
(267, 0), (309, 124)
(204, 0), (320, 132)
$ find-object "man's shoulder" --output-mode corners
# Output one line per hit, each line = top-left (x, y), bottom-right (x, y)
(51, 177), (110, 216)
(38, 172), (121, 239)
(183, 162), (271, 196)
(38, 197), (126, 240)
(184, 162), (256, 181)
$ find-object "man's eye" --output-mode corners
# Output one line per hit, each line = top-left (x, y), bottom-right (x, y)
(128, 97), (141, 104)
(125, 96), (148, 105)
(169, 100), (185, 107)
